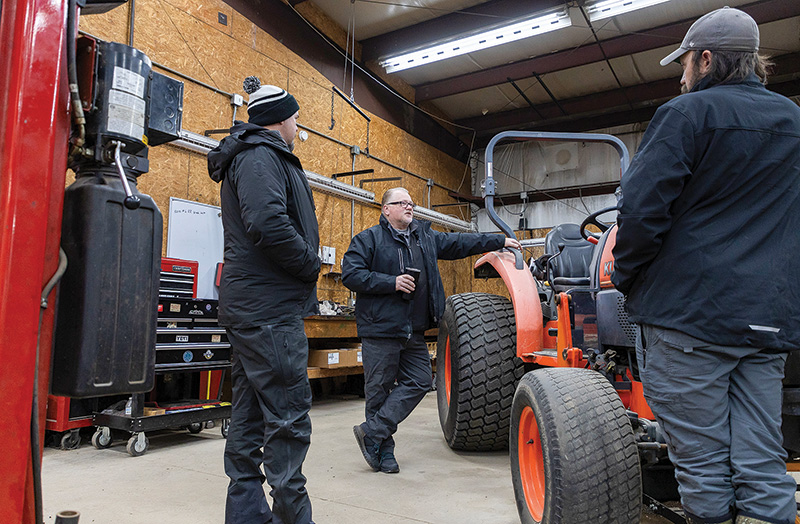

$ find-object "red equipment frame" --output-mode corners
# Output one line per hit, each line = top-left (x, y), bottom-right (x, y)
(45, 397), (94, 434)
(0, 0), (71, 521)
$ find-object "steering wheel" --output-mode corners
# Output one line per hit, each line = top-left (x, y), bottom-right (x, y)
(579, 205), (618, 242)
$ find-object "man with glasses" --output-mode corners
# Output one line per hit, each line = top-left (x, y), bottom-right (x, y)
(343, 187), (520, 473)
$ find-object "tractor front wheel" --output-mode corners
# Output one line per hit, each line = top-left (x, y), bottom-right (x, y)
(436, 293), (524, 451)
(510, 368), (642, 524)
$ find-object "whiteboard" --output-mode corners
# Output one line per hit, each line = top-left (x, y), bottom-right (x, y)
(166, 198), (224, 300)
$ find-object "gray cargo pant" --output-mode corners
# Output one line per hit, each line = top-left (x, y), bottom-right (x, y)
(224, 318), (313, 524)
(637, 324), (796, 524)
(361, 333), (432, 450)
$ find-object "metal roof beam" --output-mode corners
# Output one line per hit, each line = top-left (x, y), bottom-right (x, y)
(458, 77), (679, 132)
(459, 51), (800, 134)
(468, 78), (800, 147)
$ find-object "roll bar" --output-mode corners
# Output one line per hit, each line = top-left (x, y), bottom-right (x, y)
(483, 131), (631, 269)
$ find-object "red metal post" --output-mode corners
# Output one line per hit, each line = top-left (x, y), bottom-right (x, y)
(0, 0), (70, 521)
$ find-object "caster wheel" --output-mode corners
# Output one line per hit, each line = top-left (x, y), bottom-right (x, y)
(221, 419), (230, 439)
(60, 429), (81, 450)
(205, 420), (215, 429)
(91, 428), (112, 449)
(126, 433), (149, 457)
(187, 422), (203, 434)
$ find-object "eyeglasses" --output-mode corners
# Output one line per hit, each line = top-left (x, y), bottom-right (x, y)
(386, 201), (416, 209)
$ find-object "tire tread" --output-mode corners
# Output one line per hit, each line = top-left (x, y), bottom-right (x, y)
(511, 368), (641, 524)
(439, 293), (524, 451)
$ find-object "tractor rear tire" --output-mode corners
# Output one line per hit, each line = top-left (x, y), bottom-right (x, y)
(510, 368), (642, 524)
(436, 293), (524, 451)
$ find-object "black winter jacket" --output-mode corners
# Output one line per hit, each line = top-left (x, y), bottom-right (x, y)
(208, 121), (320, 327)
(612, 74), (800, 350)
(342, 215), (505, 338)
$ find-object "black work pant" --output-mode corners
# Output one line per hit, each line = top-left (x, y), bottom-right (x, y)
(224, 318), (313, 524)
(361, 333), (432, 449)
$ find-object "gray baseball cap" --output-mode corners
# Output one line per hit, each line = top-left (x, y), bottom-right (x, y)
(660, 7), (759, 66)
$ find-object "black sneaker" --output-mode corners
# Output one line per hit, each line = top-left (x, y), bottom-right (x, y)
(353, 425), (381, 471)
(380, 450), (400, 474)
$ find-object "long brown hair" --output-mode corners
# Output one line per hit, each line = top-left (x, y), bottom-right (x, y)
(693, 49), (773, 85)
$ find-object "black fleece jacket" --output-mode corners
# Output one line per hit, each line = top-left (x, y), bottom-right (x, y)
(342, 215), (505, 338)
(208, 121), (320, 327)
(612, 74), (800, 350)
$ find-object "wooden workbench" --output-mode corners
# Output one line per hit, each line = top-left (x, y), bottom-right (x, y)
(304, 315), (358, 339)
(302, 315), (439, 379)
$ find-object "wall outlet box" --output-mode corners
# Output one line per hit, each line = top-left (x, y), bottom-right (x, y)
(321, 246), (336, 265)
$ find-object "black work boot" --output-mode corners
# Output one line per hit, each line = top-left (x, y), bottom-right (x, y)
(353, 425), (381, 471)
(684, 510), (733, 524)
(379, 446), (400, 474)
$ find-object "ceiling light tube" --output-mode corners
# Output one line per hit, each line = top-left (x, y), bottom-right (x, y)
(380, 9), (572, 74)
(586, 0), (671, 21)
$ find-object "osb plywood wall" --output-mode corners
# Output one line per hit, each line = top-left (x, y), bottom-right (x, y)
(78, 0), (508, 304)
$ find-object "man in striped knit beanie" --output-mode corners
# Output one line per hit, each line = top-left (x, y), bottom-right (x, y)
(208, 76), (319, 524)
(244, 76), (301, 147)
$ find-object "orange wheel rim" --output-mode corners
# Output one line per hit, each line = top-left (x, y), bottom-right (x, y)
(444, 335), (452, 403)
(518, 405), (545, 521)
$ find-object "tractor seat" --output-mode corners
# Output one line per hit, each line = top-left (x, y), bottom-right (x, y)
(545, 223), (594, 287)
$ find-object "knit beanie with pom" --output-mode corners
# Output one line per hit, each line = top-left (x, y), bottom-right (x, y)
(242, 76), (299, 126)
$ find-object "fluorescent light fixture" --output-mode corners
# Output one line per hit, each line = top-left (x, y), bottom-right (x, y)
(304, 170), (376, 204)
(380, 9), (572, 73)
(586, 0), (671, 21)
(520, 238), (545, 248)
(172, 129), (220, 154)
(413, 206), (475, 232)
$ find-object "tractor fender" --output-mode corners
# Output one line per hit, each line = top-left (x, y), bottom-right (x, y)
(474, 251), (542, 357)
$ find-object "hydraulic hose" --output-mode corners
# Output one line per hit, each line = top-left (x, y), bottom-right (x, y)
(67, 0), (85, 151)
(32, 248), (68, 523)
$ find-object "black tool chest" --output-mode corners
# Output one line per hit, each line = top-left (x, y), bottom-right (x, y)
(156, 299), (231, 371)
(92, 295), (232, 456)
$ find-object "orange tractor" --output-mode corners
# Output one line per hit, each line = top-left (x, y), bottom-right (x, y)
(436, 131), (675, 524)
(437, 131), (800, 523)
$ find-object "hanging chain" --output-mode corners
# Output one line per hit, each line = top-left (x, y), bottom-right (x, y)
(365, 121), (370, 156)
(329, 88), (335, 130)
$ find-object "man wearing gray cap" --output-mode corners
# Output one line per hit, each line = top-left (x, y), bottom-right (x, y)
(612, 7), (800, 524)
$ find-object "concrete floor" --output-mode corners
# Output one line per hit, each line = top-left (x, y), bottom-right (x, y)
(42, 391), (672, 524)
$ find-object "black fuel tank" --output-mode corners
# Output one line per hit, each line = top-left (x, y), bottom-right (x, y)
(52, 169), (161, 398)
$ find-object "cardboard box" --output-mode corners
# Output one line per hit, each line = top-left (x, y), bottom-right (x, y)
(143, 407), (166, 416)
(308, 348), (363, 368)
(339, 348), (362, 367)
(308, 349), (345, 368)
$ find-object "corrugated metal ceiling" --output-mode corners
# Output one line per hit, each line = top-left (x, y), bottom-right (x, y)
(291, 0), (800, 143)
